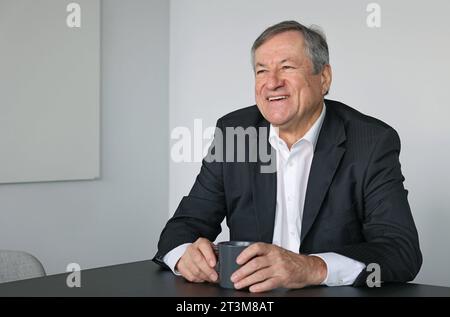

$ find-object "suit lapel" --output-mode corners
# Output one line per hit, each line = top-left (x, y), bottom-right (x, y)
(251, 119), (277, 243)
(300, 103), (346, 243)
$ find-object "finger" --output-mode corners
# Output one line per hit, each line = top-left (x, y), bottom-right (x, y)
(236, 242), (268, 265)
(179, 250), (211, 282)
(177, 258), (205, 283)
(197, 240), (217, 268)
(185, 270), (206, 283)
(231, 256), (269, 283)
(234, 267), (272, 290)
(249, 277), (280, 293)
(185, 261), (211, 282)
(187, 248), (218, 282)
(184, 268), (205, 283)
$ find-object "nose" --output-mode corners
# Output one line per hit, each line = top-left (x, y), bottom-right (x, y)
(266, 71), (284, 90)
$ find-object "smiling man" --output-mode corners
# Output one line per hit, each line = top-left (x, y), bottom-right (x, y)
(154, 20), (422, 292)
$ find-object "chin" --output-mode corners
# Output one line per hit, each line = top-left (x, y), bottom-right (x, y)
(258, 103), (292, 125)
(266, 115), (290, 127)
(264, 110), (289, 125)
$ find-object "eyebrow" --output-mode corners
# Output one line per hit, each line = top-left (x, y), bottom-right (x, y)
(255, 59), (295, 68)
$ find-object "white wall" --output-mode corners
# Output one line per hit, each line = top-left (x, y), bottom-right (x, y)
(169, 0), (450, 286)
(0, 0), (169, 275)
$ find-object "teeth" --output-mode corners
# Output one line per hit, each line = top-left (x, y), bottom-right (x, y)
(268, 96), (287, 101)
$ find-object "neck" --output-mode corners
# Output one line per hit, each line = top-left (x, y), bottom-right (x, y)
(278, 102), (323, 149)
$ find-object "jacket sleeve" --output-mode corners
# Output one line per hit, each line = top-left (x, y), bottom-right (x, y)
(153, 119), (227, 268)
(330, 128), (422, 286)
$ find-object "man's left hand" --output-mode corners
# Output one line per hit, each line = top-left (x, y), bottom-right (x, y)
(230, 243), (327, 293)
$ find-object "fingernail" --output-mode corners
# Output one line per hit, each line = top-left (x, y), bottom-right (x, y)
(210, 273), (217, 281)
(230, 274), (236, 282)
(209, 260), (215, 267)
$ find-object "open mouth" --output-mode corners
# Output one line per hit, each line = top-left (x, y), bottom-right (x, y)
(267, 95), (289, 102)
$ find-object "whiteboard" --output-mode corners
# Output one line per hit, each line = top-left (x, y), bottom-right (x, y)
(0, 0), (100, 183)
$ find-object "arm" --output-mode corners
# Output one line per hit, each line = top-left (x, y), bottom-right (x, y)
(329, 127), (422, 286)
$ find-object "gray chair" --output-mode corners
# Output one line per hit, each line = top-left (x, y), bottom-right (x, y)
(0, 250), (46, 284)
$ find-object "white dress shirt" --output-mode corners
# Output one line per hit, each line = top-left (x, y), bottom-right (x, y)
(164, 104), (365, 286)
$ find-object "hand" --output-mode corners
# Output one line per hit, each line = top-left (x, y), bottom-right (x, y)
(230, 243), (327, 293)
(175, 237), (218, 284)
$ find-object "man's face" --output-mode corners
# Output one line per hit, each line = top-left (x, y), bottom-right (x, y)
(254, 31), (331, 130)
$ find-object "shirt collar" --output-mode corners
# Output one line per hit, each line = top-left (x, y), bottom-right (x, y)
(269, 103), (327, 151)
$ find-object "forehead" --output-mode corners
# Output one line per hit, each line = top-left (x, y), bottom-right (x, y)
(254, 31), (306, 63)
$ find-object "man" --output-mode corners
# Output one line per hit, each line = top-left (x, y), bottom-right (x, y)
(153, 20), (422, 292)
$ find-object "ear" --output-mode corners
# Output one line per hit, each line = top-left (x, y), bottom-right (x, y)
(320, 64), (332, 95)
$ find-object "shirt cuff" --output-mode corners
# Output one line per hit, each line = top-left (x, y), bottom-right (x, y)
(162, 243), (191, 276)
(310, 252), (366, 286)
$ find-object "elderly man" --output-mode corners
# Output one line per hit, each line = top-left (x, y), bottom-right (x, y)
(153, 20), (422, 292)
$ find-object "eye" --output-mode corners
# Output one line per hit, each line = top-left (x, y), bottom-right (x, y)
(282, 65), (295, 70)
(256, 69), (267, 75)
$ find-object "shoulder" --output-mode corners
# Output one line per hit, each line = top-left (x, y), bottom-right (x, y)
(325, 99), (401, 153)
(326, 99), (399, 138)
(326, 99), (392, 129)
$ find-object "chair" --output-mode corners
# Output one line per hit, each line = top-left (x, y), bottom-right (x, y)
(0, 250), (46, 284)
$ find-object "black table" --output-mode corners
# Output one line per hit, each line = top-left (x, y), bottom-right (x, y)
(0, 260), (449, 297)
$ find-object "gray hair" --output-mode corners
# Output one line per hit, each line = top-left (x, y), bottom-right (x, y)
(251, 20), (329, 74)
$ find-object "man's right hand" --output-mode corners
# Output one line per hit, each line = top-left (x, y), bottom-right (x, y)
(175, 237), (218, 283)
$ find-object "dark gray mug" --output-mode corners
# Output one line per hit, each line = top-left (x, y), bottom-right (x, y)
(214, 241), (254, 289)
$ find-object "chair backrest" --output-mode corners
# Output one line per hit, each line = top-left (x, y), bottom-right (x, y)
(0, 250), (46, 284)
